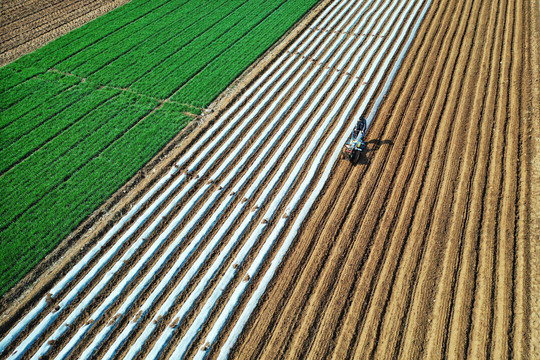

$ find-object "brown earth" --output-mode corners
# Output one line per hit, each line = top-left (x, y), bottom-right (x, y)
(233, 0), (538, 358)
(0, 0), (537, 358)
(0, 0), (133, 67)
(528, 1), (539, 358)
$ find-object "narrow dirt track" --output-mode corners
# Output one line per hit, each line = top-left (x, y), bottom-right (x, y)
(234, 0), (535, 358)
(0, 0), (535, 358)
(0, 0), (132, 66)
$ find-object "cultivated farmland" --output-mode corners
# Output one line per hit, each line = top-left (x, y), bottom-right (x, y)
(0, 0), (537, 359)
(234, 0), (537, 358)
(0, 0), (320, 298)
(1, 0), (435, 357)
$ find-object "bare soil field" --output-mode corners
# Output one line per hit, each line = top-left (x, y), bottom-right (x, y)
(0, 0), (537, 358)
(0, 0), (132, 66)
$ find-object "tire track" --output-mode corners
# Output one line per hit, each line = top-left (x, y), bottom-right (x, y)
(492, 0), (518, 356)
(512, 0), (530, 357)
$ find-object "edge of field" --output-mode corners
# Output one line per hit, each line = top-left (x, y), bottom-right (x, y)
(530, 0), (539, 356)
(0, 0), (331, 329)
(0, 0), (133, 67)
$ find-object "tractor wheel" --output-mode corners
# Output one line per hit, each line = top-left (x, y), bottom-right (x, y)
(352, 150), (360, 164)
(342, 148), (348, 160)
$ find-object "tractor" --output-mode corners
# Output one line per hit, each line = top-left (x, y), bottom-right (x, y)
(342, 117), (366, 164)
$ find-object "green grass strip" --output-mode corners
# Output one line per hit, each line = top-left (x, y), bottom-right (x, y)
(172, 0), (320, 106)
(0, 85), (116, 174)
(0, 72), (80, 114)
(0, 91), (156, 229)
(0, 104), (191, 291)
(130, 0), (283, 98)
(92, 0), (236, 87)
(57, 0), (194, 75)
(0, 81), (94, 150)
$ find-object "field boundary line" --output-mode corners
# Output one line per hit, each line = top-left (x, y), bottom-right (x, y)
(0, 0), (133, 67)
(46, 68), (205, 114)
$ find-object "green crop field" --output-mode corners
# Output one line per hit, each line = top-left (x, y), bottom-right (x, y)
(0, 0), (319, 297)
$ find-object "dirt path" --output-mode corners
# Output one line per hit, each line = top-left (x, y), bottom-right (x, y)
(0, 0), (132, 67)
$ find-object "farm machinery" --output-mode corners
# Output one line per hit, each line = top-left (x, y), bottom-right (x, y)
(342, 117), (366, 163)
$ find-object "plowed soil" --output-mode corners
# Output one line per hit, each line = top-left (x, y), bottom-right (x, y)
(0, 0), (132, 66)
(0, 0), (537, 358)
(234, 0), (537, 358)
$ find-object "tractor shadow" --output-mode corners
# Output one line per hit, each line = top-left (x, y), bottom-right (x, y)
(358, 139), (394, 165)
